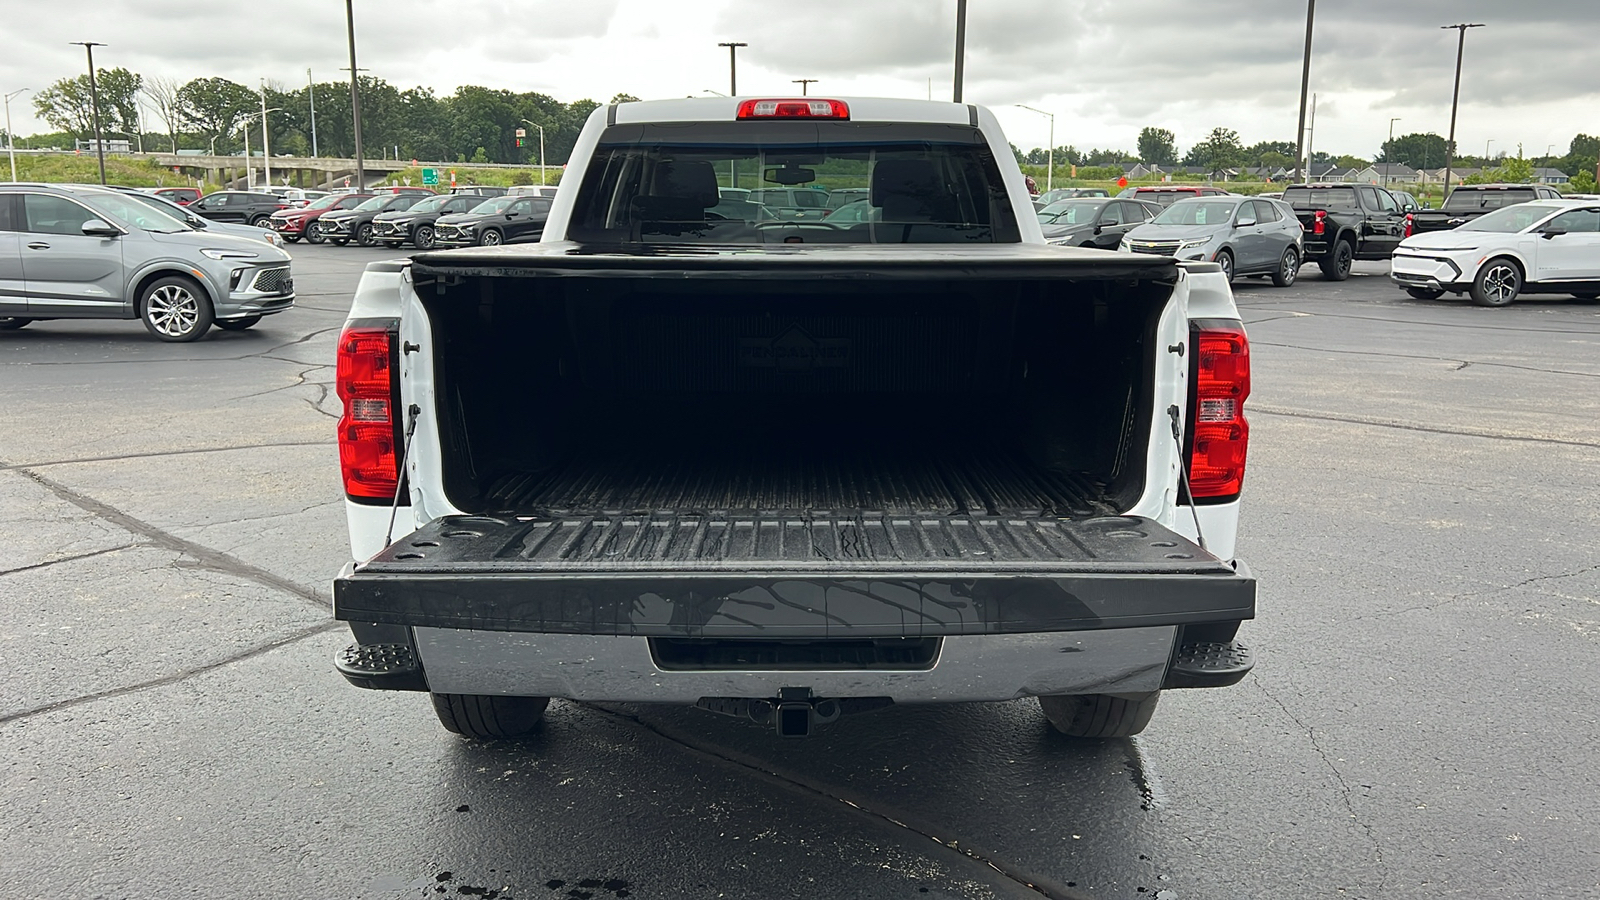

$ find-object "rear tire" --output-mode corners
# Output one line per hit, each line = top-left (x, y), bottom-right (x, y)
(1470, 258), (1521, 307)
(1038, 692), (1161, 739)
(249, 215), (271, 228)
(1215, 249), (1235, 283)
(0, 317), (31, 330)
(430, 693), (550, 739)
(214, 315), (262, 331)
(1406, 287), (1445, 300)
(1318, 239), (1354, 281)
(139, 275), (213, 342)
(1271, 246), (1299, 287)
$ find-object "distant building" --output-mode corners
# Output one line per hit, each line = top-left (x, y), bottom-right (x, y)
(1355, 163), (1418, 184)
(1531, 167), (1570, 184)
(75, 138), (131, 154)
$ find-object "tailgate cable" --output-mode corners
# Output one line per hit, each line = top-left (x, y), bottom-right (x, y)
(1167, 404), (1208, 552)
(383, 403), (422, 548)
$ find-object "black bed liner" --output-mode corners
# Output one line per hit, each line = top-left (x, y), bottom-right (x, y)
(334, 514), (1255, 637)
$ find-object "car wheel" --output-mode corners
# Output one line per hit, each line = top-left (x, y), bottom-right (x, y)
(306, 222), (327, 244)
(1570, 292), (1600, 303)
(1318, 239), (1354, 281)
(478, 228), (503, 246)
(332, 237), (350, 246)
(1037, 692), (1161, 739)
(0, 317), (32, 330)
(214, 315), (262, 331)
(249, 215), (271, 227)
(431, 693), (549, 739)
(1406, 287), (1445, 300)
(1470, 258), (1522, 307)
(282, 235), (301, 244)
(356, 223), (377, 247)
(414, 225), (435, 249)
(382, 241), (403, 249)
(139, 275), (213, 342)
(1271, 246), (1300, 287)
(1215, 249), (1235, 283)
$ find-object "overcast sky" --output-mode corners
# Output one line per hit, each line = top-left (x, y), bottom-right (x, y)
(2, 0), (1594, 160)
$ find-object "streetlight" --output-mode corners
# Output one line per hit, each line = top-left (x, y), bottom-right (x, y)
(1016, 104), (1055, 193)
(1440, 23), (1484, 197)
(4, 88), (27, 183)
(520, 118), (546, 186)
(259, 81), (277, 187)
(717, 42), (747, 96)
(953, 0), (967, 102)
(1485, 138), (1494, 164)
(1292, 0), (1316, 183)
(792, 79), (817, 96)
(1384, 117), (1400, 188)
(237, 109), (279, 189)
(70, 41), (108, 185)
(307, 68), (318, 157)
(345, 0), (366, 189)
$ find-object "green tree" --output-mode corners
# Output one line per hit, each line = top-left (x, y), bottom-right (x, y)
(33, 67), (143, 138)
(610, 93), (640, 104)
(1244, 140), (1296, 166)
(1380, 132), (1451, 169)
(1137, 127), (1176, 165)
(1183, 127), (1244, 169)
(1334, 154), (1369, 170)
(1571, 170), (1597, 193)
(176, 77), (258, 150)
(1570, 134), (1600, 158)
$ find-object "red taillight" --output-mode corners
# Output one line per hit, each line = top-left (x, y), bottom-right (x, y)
(1404, 213), (1414, 238)
(1313, 209), (1326, 235)
(337, 326), (399, 500)
(736, 98), (850, 120)
(1189, 325), (1250, 500)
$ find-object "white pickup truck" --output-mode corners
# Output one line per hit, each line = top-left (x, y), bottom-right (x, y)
(331, 97), (1256, 741)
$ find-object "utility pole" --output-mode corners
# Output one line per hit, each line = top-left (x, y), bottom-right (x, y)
(308, 68), (318, 157)
(1306, 93), (1317, 178)
(953, 0), (967, 103)
(5, 88), (29, 182)
(792, 78), (817, 96)
(240, 116), (253, 189)
(717, 42), (746, 96)
(1384, 117), (1400, 188)
(1016, 105), (1055, 193)
(521, 119), (546, 185)
(1291, 0), (1315, 183)
(345, 0), (365, 189)
(260, 81), (272, 187)
(1440, 23), (1484, 201)
(71, 41), (108, 185)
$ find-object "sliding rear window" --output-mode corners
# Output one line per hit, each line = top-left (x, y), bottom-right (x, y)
(568, 121), (1020, 245)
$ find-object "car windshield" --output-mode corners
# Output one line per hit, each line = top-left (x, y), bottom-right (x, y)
(1444, 188), (1538, 211)
(568, 121), (1018, 244)
(306, 194), (344, 210)
(1283, 186), (1359, 208)
(353, 196), (390, 212)
(1136, 190), (1199, 207)
(80, 191), (190, 233)
(469, 197), (517, 214)
(1036, 201), (1101, 225)
(409, 196), (449, 213)
(1152, 199), (1240, 226)
(1458, 203), (1562, 233)
(120, 193), (203, 227)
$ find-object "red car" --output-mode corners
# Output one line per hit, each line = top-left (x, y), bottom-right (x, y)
(149, 187), (202, 206)
(268, 192), (374, 244)
(1126, 185), (1232, 207)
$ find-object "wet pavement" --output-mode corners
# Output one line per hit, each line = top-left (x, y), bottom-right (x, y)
(2, 249), (1597, 898)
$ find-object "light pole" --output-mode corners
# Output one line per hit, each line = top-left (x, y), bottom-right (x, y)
(259, 82), (276, 187)
(953, 0), (967, 102)
(717, 42), (747, 96)
(1440, 23), (1484, 198)
(1016, 104), (1055, 193)
(520, 118), (546, 185)
(4, 88), (27, 183)
(1485, 138), (1494, 165)
(237, 109), (279, 189)
(792, 78), (817, 96)
(1292, 0), (1315, 183)
(308, 68), (318, 157)
(345, 0), (366, 189)
(70, 41), (108, 185)
(1384, 117), (1400, 188)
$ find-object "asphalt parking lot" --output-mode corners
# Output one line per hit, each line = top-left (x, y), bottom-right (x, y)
(3, 247), (1597, 899)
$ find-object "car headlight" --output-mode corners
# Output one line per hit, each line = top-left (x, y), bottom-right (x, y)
(1117, 238), (1132, 252)
(1177, 237), (1214, 252)
(202, 248), (260, 260)
(261, 231), (282, 246)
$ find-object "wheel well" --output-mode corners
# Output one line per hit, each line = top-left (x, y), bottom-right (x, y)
(1337, 230), (1358, 249)
(132, 269), (211, 315)
(1481, 254), (1525, 279)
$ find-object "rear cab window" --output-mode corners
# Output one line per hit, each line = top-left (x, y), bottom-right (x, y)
(1283, 186), (1359, 209)
(1444, 188), (1539, 211)
(567, 121), (1020, 245)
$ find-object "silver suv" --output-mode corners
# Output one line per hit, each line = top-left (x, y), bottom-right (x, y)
(0, 184), (295, 341)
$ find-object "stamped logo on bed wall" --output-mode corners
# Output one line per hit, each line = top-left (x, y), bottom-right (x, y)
(738, 325), (850, 370)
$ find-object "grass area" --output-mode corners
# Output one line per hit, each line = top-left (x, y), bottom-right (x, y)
(377, 166), (564, 189)
(2, 154), (202, 188)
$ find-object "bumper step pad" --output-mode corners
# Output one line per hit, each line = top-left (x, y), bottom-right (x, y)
(1164, 640), (1253, 688)
(335, 642), (427, 691)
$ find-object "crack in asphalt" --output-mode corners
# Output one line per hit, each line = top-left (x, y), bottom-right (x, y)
(0, 326), (344, 368)
(174, 498), (343, 531)
(0, 441), (329, 472)
(583, 703), (1097, 900)
(226, 363), (335, 402)
(0, 621), (341, 727)
(11, 468), (329, 611)
(0, 543), (147, 578)
(1252, 679), (1389, 894)
(1251, 405), (1600, 450)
